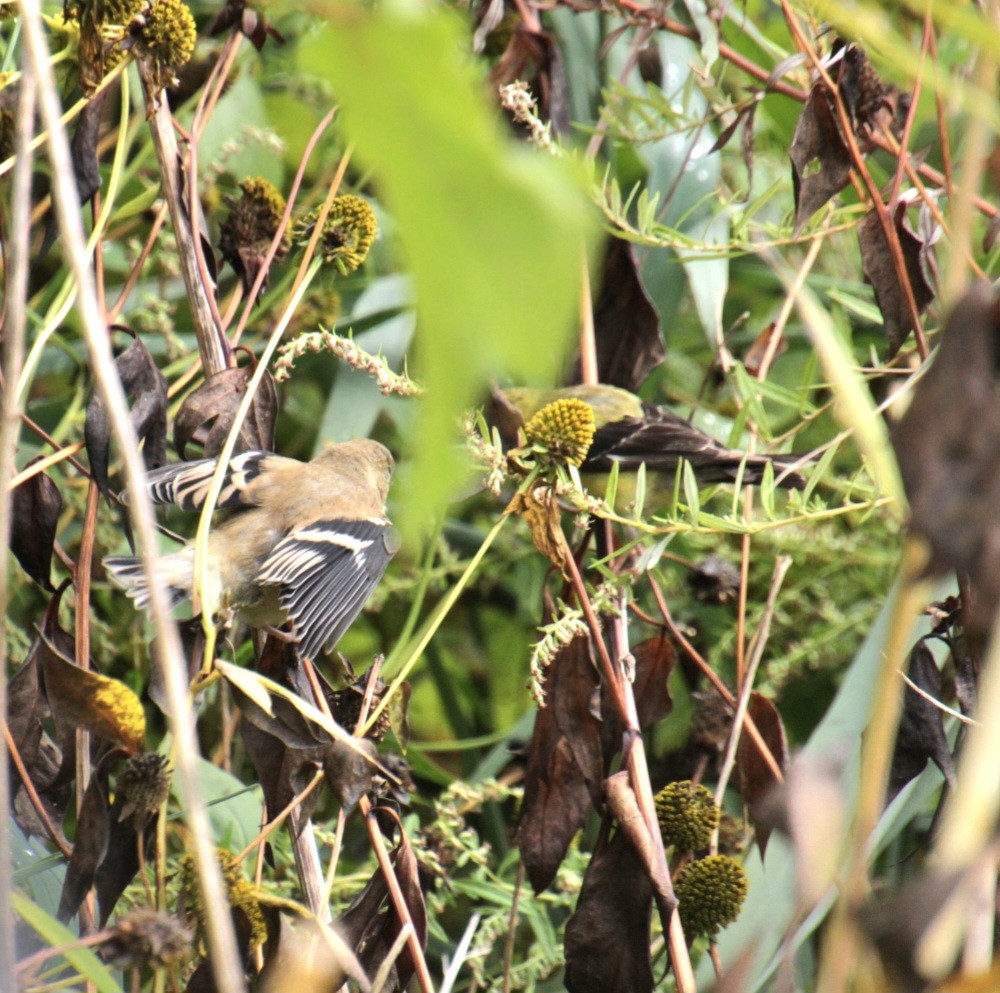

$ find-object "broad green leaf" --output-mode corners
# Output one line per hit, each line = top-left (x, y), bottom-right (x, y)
(187, 758), (263, 854)
(299, 0), (598, 539)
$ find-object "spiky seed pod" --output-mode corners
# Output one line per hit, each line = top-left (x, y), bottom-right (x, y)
(328, 677), (392, 742)
(523, 398), (596, 468)
(675, 854), (748, 938)
(179, 850), (266, 952)
(117, 752), (171, 827)
(655, 780), (719, 852)
(128, 0), (196, 83)
(294, 195), (377, 275)
(219, 177), (290, 292)
(103, 908), (191, 969)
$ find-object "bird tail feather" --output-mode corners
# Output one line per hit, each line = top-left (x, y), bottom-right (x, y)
(104, 551), (194, 611)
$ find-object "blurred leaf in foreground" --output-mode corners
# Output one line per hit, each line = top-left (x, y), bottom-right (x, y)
(299, 0), (599, 539)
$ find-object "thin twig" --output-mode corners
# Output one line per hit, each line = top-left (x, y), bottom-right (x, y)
(0, 61), (37, 992)
(715, 556), (793, 806)
(18, 6), (246, 989)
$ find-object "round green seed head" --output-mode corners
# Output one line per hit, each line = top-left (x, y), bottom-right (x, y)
(523, 398), (596, 468)
(294, 195), (377, 275)
(675, 854), (748, 938)
(130, 0), (196, 75)
(655, 780), (719, 852)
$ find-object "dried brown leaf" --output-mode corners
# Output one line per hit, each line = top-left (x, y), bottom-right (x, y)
(568, 237), (663, 393)
(84, 332), (168, 496)
(604, 771), (676, 926)
(736, 692), (789, 854)
(564, 829), (654, 993)
(10, 465), (62, 591)
(892, 285), (1000, 641)
(889, 640), (955, 802)
(859, 201), (937, 357)
(601, 634), (675, 764)
(506, 486), (567, 572)
(489, 23), (569, 138)
(174, 364), (277, 460)
(57, 756), (116, 922)
(789, 84), (852, 233)
(517, 633), (603, 893)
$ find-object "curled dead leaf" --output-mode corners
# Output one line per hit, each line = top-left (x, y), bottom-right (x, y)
(175, 363), (277, 460)
(506, 485), (567, 572)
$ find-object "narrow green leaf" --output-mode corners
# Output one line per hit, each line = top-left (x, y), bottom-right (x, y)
(12, 892), (121, 993)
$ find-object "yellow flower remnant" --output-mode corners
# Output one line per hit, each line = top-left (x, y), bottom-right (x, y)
(523, 397), (596, 468)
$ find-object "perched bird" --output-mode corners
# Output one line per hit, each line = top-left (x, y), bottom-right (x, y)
(484, 384), (806, 501)
(104, 439), (396, 661)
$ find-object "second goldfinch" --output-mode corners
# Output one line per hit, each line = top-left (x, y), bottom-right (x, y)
(104, 439), (395, 661)
(486, 385), (806, 491)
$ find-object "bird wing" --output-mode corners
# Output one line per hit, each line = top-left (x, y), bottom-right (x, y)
(583, 404), (730, 474)
(127, 451), (297, 512)
(583, 403), (806, 487)
(255, 517), (397, 661)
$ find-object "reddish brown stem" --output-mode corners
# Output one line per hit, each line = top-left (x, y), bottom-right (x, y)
(3, 725), (71, 858)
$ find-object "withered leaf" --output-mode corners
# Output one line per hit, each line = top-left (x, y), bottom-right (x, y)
(889, 641), (956, 803)
(789, 83), (852, 233)
(564, 828), (654, 993)
(604, 771), (676, 929)
(506, 486), (567, 572)
(337, 835), (426, 992)
(10, 464), (62, 590)
(489, 23), (569, 138)
(631, 634), (676, 730)
(57, 755), (117, 922)
(95, 792), (151, 925)
(517, 633), (603, 893)
(859, 200), (937, 357)
(736, 692), (789, 854)
(38, 629), (146, 755)
(209, 0), (285, 50)
(84, 331), (168, 496)
(8, 618), (69, 845)
(567, 237), (663, 393)
(174, 364), (277, 460)
(71, 92), (105, 206)
(708, 99), (760, 196)
(241, 717), (323, 828)
(891, 285), (1000, 642)
(834, 41), (906, 152)
(230, 670), (325, 751)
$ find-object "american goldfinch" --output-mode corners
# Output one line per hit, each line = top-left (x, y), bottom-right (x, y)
(485, 384), (805, 495)
(104, 439), (395, 661)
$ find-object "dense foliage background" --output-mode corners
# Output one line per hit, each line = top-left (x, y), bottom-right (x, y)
(4, 0), (1000, 990)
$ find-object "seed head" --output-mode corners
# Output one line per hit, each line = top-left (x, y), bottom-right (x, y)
(523, 398), (596, 468)
(675, 854), (748, 938)
(655, 780), (719, 852)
